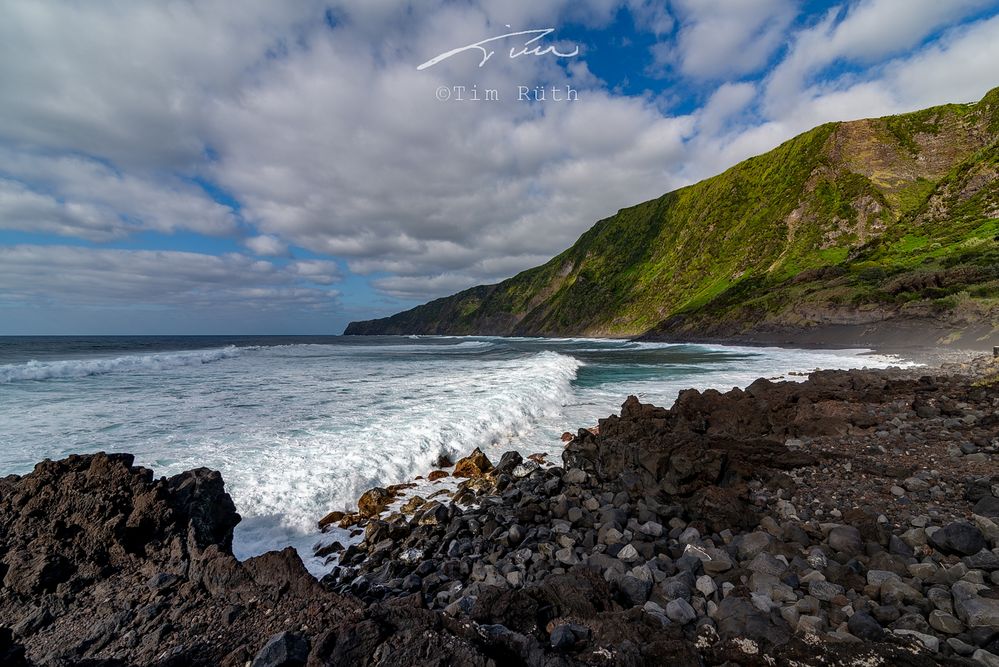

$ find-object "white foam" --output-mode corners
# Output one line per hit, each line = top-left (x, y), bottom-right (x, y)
(0, 337), (911, 578)
(221, 350), (582, 566)
(0, 345), (245, 383)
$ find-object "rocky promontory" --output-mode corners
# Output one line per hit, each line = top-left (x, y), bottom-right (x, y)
(3, 355), (999, 665)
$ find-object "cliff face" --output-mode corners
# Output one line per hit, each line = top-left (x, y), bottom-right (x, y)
(346, 87), (999, 345)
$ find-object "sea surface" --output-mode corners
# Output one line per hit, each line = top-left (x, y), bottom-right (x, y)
(0, 335), (911, 572)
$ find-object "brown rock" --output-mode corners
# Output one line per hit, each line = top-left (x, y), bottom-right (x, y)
(338, 513), (364, 528)
(561, 432), (574, 442)
(357, 487), (393, 517)
(452, 448), (493, 478)
(318, 510), (345, 530)
(401, 496), (427, 514)
(427, 470), (449, 482)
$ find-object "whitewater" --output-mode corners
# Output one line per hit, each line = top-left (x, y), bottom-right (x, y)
(0, 335), (911, 572)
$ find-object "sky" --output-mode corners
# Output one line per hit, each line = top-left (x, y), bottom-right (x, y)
(1, 0), (998, 335)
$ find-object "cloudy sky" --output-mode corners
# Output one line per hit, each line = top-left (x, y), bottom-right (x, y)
(1, 0), (998, 334)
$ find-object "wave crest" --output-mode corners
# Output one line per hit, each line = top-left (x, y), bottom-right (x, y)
(0, 346), (244, 383)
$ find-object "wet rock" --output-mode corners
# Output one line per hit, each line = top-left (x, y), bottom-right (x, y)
(318, 510), (345, 529)
(893, 629), (939, 653)
(714, 596), (791, 645)
(513, 461), (540, 478)
(453, 448), (494, 478)
(808, 580), (845, 602)
(357, 487), (393, 518)
(974, 649), (999, 667)
(549, 623), (589, 650)
(619, 575), (652, 606)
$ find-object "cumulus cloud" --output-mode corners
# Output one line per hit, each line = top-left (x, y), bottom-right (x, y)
(0, 149), (236, 239)
(0, 179), (121, 241)
(0, 246), (340, 311)
(653, 0), (796, 79)
(205, 8), (694, 296)
(245, 235), (290, 257)
(0, 0), (325, 169)
(0, 0), (998, 321)
(289, 260), (343, 285)
(764, 0), (997, 113)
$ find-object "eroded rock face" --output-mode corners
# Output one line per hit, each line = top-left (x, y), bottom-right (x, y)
(0, 453), (363, 666)
(562, 391), (818, 532)
(0, 453), (239, 599)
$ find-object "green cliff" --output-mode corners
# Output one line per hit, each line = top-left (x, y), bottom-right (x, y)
(346, 88), (999, 346)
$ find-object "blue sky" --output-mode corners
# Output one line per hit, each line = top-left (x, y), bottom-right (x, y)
(1, 0), (998, 334)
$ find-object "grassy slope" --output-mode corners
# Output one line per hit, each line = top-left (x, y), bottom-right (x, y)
(346, 87), (999, 343)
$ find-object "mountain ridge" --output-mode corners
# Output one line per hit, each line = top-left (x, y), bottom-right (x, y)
(346, 88), (999, 348)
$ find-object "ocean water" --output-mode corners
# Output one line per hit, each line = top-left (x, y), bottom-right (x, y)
(0, 335), (910, 571)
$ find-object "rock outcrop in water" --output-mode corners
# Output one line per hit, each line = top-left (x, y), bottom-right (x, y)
(2, 356), (999, 665)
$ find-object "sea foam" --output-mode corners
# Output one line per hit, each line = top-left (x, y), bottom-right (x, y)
(0, 345), (244, 383)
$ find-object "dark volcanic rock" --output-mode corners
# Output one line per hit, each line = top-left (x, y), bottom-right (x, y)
(562, 393), (818, 531)
(7, 356), (999, 666)
(0, 453), (361, 665)
(250, 631), (309, 667)
(848, 611), (885, 640)
(929, 522), (987, 556)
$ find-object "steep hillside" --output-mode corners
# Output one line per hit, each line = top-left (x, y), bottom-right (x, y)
(346, 87), (999, 347)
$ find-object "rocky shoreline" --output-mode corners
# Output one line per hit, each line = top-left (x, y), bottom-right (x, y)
(2, 356), (999, 665)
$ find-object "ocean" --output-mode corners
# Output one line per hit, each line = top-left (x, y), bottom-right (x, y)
(0, 335), (910, 573)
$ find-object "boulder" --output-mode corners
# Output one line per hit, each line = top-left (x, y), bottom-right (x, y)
(453, 448), (494, 478)
(827, 526), (863, 556)
(357, 487), (393, 518)
(250, 632), (309, 667)
(952, 581), (999, 629)
(848, 611), (884, 640)
(929, 522), (987, 556)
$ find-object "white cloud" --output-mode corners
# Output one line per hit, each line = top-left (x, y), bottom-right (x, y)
(655, 0), (796, 79)
(204, 9), (695, 297)
(289, 259), (342, 285)
(0, 179), (121, 241)
(765, 0), (996, 113)
(0, 245), (340, 310)
(0, 0), (997, 315)
(245, 235), (290, 257)
(0, 149), (236, 239)
(699, 82), (759, 135)
(625, 0), (674, 36)
(0, 0), (324, 169)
